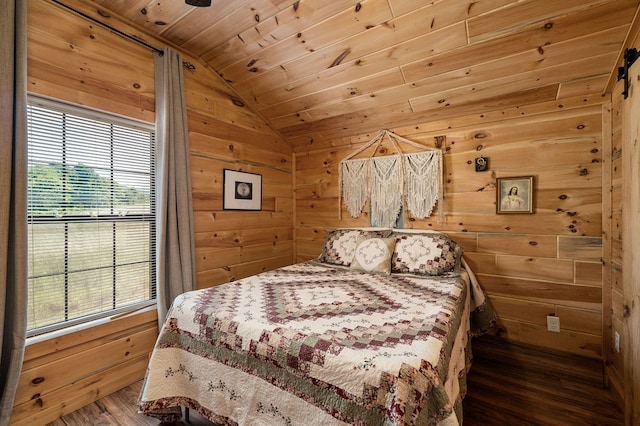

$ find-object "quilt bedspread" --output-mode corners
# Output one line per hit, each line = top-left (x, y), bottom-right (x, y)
(138, 260), (492, 425)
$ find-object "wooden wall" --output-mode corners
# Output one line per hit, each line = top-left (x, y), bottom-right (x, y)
(294, 92), (608, 360)
(606, 69), (626, 409)
(186, 54), (295, 289)
(10, 309), (158, 425)
(186, 47), (294, 289)
(620, 61), (640, 426)
(12, 1), (293, 424)
(602, 11), (640, 418)
(608, 19), (640, 420)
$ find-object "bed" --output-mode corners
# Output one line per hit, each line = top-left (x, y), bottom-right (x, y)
(138, 228), (495, 425)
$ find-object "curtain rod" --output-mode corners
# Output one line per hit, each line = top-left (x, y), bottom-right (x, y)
(50, 0), (164, 55)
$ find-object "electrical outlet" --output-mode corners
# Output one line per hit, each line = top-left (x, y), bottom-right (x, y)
(615, 332), (621, 353)
(546, 315), (560, 332)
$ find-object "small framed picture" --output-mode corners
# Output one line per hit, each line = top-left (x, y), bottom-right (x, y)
(496, 176), (534, 214)
(475, 156), (489, 172)
(223, 169), (262, 210)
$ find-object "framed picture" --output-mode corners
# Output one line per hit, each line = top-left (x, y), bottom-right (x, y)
(223, 169), (262, 210)
(496, 176), (534, 214)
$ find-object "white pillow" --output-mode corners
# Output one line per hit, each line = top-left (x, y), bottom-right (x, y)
(350, 237), (396, 274)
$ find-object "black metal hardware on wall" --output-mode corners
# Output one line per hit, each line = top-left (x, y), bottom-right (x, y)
(50, 0), (164, 55)
(186, 0), (212, 5)
(617, 48), (640, 99)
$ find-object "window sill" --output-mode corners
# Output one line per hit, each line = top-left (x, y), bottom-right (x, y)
(26, 302), (157, 348)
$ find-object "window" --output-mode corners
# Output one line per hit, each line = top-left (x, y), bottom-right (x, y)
(26, 97), (156, 336)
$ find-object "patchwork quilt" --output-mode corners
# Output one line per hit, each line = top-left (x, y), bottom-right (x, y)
(138, 260), (493, 425)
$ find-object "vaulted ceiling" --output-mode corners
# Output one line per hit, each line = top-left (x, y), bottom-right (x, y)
(88, 0), (639, 146)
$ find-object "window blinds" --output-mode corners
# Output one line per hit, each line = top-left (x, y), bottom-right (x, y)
(26, 97), (156, 336)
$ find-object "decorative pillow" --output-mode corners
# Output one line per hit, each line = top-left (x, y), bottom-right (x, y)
(391, 232), (463, 275)
(318, 228), (390, 266)
(350, 237), (396, 274)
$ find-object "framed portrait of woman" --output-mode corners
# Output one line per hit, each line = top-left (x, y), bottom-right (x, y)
(496, 176), (534, 214)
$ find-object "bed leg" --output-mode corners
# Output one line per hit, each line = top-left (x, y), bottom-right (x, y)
(184, 407), (190, 424)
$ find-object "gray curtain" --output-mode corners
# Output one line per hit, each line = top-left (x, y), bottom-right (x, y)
(154, 48), (196, 325)
(0, 0), (28, 424)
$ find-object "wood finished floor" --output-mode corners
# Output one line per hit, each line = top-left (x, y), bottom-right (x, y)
(463, 336), (623, 426)
(46, 336), (623, 426)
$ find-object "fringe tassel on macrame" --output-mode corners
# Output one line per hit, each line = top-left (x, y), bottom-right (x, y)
(370, 155), (403, 227)
(340, 158), (369, 217)
(403, 151), (440, 219)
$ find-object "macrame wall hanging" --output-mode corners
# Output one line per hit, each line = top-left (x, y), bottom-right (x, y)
(339, 129), (443, 227)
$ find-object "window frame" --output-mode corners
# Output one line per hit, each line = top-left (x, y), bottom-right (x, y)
(26, 95), (157, 337)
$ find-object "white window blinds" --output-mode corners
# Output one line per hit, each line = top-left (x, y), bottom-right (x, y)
(26, 97), (156, 336)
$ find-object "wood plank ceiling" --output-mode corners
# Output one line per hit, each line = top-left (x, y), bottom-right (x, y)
(88, 0), (639, 147)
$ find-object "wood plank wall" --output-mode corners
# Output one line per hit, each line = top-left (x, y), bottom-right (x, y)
(294, 93), (609, 360)
(610, 18), (640, 420)
(620, 63), (640, 426)
(606, 73), (626, 409)
(10, 308), (158, 425)
(606, 13), (640, 418)
(12, 1), (293, 424)
(186, 46), (294, 289)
